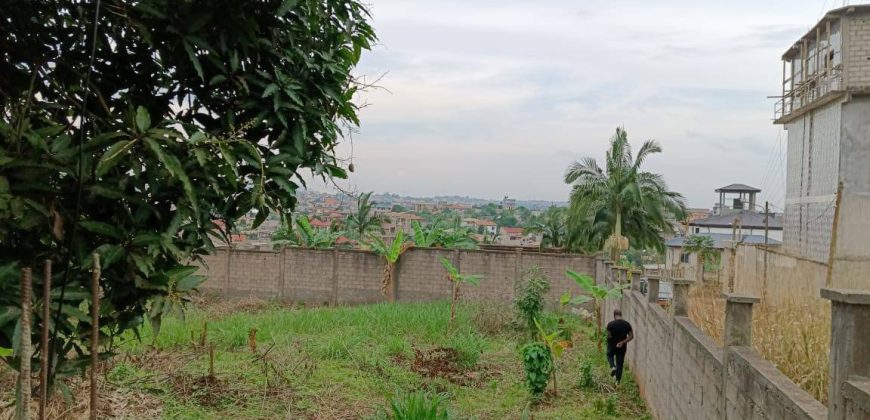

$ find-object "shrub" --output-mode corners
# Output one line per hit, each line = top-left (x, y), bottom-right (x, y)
(577, 360), (594, 389)
(520, 342), (553, 398)
(386, 390), (450, 420)
(515, 267), (550, 333)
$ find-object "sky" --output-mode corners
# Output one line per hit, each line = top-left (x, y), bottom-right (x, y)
(311, 0), (846, 209)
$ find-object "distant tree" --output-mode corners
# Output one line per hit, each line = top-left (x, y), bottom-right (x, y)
(391, 204), (408, 213)
(525, 206), (567, 249)
(496, 210), (519, 228)
(684, 234), (716, 281)
(346, 192), (383, 240)
(565, 127), (687, 260)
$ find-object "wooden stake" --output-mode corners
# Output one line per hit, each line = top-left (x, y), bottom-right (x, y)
(20, 267), (33, 420)
(208, 345), (215, 378)
(826, 182), (843, 288)
(89, 254), (100, 420)
(39, 260), (51, 420)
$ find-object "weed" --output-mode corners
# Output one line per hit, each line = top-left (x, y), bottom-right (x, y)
(577, 360), (594, 389)
(382, 390), (450, 420)
(446, 332), (486, 369)
(593, 394), (618, 416)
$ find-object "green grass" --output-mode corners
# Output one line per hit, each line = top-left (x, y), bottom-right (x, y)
(79, 301), (651, 418)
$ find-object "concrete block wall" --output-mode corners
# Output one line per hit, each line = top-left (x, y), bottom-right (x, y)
(394, 248), (454, 301)
(196, 247), (597, 306)
(600, 261), (833, 420)
(845, 12), (870, 87)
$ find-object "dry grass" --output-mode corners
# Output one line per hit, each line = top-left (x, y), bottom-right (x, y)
(688, 284), (831, 404)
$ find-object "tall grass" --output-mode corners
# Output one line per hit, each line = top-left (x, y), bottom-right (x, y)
(688, 285), (831, 404)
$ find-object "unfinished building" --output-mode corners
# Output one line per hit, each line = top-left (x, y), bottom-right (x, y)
(774, 5), (870, 286)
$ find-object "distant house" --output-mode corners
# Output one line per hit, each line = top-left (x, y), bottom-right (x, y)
(667, 184), (784, 280)
(383, 212), (424, 234)
(463, 218), (497, 235)
(501, 196), (517, 210)
(688, 184), (783, 242)
(497, 226), (538, 247)
(309, 218), (331, 230)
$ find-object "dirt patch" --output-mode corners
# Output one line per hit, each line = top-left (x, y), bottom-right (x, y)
(411, 347), (495, 385)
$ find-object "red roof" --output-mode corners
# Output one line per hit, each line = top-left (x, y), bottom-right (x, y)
(336, 236), (355, 245)
(230, 234), (246, 242)
(502, 227), (524, 235)
(309, 219), (331, 228)
(477, 220), (497, 226)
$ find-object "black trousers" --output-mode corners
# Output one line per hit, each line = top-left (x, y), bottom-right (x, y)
(607, 346), (627, 383)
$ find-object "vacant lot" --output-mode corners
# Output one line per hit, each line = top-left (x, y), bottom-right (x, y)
(2, 300), (650, 419)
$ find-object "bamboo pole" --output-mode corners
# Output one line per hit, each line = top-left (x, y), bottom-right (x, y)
(39, 260), (51, 420)
(19, 267), (33, 420)
(89, 254), (100, 420)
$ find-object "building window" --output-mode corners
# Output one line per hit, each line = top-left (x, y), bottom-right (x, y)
(680, 252), (690, 264)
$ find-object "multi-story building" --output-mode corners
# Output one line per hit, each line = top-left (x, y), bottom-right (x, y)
(774, 5), (870, 282)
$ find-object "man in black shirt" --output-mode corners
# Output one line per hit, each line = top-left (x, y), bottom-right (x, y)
(605, 309), (633, 384)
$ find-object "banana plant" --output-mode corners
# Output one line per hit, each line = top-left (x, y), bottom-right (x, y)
(366, 231), (412, 302)
(438, 257), (482, 326)
(534, 318), (570, 396)
(412, 221), (439, 247)
(565, 270), (628, 352)
(271, 215), (341, 249)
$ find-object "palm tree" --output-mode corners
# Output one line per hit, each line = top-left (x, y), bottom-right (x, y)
(346, 191), (383, 240)
(525, 206), (567, 250)
(367, 231), (412, 302)
(564, 127), (687, 260)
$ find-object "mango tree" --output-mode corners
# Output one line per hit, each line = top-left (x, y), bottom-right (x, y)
(438, 257), (482, 326)
(0, 0), (375, 388)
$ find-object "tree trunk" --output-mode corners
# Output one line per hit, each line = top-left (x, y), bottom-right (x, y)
(611, 210), (622, 262)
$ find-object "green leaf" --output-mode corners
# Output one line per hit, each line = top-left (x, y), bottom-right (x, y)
(143, 138), (199, 214)
(166, 265), (199, 281)
(262, 83), (279, 98)
(96, 139), (136, 177)
(0, 306), (21, 327)
(183, 40), (205, 81)
(569, 295), (593, 305)
(79, 220), (123, 239)
(277, 0), (300, 15)
(0, 347), (12, 357)
(175, 275), (206, 292)
(209, 74), (227, 86)
(135, 106), (151, 132)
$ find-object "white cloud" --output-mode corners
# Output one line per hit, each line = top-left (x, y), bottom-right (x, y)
(314, 0), (834, 208)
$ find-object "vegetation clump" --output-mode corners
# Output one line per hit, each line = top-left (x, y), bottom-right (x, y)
(515, 267), (550, 334)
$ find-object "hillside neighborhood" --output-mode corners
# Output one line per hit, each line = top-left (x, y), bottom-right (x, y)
(1, 1), (869, 420)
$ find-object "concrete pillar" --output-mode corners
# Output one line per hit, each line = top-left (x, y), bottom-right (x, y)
(671, 279), (693, 316)
(615, 267), (627, 285)
(647, 274), (661, 303)
(630, 269), (642, 292)
(722, 293), (759, 347)
(604, 261), (614, 284)
(821, 288), (870, 420)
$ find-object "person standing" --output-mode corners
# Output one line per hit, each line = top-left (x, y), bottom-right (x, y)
(606, 309), (633, 384)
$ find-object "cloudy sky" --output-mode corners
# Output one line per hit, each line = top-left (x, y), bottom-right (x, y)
(313, 0), (842, 209)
